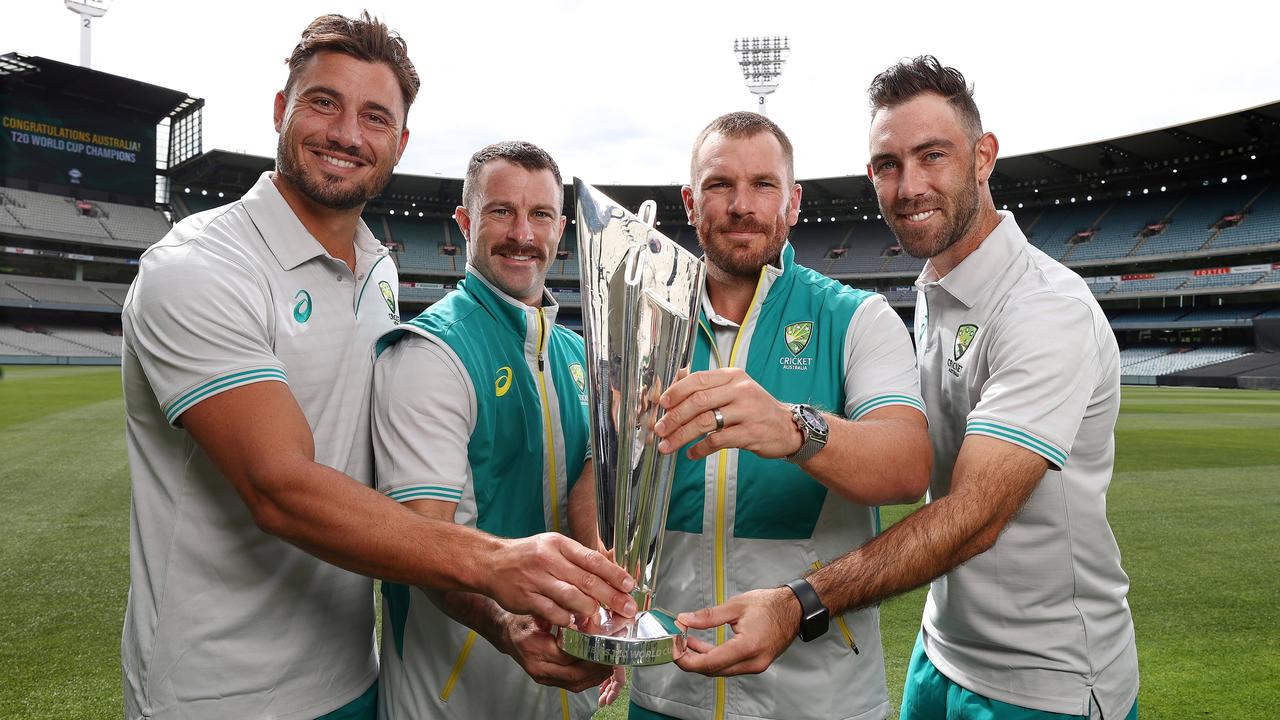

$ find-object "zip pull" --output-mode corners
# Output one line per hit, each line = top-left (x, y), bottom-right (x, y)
(537, 308), (546, 371)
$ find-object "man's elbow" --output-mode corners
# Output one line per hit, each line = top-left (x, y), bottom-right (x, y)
(887, 437), (932, 504)
(236, 462), (304, 539)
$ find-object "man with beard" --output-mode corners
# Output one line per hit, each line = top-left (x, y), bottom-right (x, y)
(668, 58), (1139, 720)
(628, 112), (932, 720)
(371, 141), (623, 719)
(120, 17), (635, 720)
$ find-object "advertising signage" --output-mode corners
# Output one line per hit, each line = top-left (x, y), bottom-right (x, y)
(1, 88), (156, 199)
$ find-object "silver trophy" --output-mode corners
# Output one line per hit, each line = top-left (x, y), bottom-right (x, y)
(557, 179), (704, 666)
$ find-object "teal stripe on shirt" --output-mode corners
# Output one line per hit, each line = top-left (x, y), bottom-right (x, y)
(966, 420), (1067, 467)
(851, 393), (926, 419)
(165, 368), (287, 423)
(386, 486), (464, 503)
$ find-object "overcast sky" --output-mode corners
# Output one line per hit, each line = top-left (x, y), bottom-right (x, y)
(6, 0), (1280, 185)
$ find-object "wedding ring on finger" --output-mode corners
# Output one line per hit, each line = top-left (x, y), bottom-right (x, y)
(711, 407), (725, 432)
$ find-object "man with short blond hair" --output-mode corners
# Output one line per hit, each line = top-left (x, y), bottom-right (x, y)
(629, 111), (932, 720)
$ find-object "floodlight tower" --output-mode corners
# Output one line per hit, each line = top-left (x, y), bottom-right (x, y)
(64, 0), (113, 69)
(733, 36), (790, 116)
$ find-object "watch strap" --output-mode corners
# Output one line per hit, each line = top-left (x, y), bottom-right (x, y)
(784, 577), (829, 642)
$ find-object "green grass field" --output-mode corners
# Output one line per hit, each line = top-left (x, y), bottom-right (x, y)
(1, 366), (1277, 718)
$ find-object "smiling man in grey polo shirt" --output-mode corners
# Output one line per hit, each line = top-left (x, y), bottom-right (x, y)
(673, 57), (1138, 720)
(120, 14), (634, 720)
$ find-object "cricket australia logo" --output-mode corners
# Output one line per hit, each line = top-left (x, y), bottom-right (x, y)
(779, 321), (814, 371)
(569, 362), (588, 405)
(948, 323), (978, 378)
(378, 280), (400, 323)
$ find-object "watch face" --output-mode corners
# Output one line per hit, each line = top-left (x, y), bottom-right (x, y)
(799, 405), (826, 434)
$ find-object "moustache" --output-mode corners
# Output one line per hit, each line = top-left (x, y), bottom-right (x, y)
(304, 141), (373, 166)
(713, 219), (769, 235)
(491, 243), (545, 261)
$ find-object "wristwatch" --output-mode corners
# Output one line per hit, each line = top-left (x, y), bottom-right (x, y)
(784, 578), (829, 642)
(785, 404), (828, 464)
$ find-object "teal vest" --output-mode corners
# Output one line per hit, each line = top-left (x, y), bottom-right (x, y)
(377, 272), (590, 539)
(665, 248), (871, 540)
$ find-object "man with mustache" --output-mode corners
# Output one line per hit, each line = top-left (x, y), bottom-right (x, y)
(669, 58), (1139, 720)
(120, 17), (634, 719)
(371, 141), (623, 719)
(629, 112), (932, 720)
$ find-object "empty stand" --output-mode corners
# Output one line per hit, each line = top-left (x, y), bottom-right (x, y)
(1, 275), (129, 310)
(1120, 346), (1252, 376)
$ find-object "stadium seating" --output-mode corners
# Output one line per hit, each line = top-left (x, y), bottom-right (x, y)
(1, 188), (114, 244)
(1024, 201), (1105, 261)
(385, 215), (461, 275)
(0, 324), (120, 358)
(96, 201), (172, 248)
(1, 275), (128, 310)
(1120, 346), (1252, 376)
(1208, 182), (1280, 251)
(1067, 195), (1182, 263)
(0, 188), (171, 249)
(1119, 346), (1179, 368)
(1132, 184), (1254, 257)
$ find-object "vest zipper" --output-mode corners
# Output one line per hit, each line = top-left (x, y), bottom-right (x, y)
(710, 269), (769, 720)
(811, 561), (859, 654)
(535, 308), (561, 532)
(439, 629), (478, 702)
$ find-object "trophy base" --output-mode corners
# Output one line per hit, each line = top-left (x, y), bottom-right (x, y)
(557, 607), (687, 666)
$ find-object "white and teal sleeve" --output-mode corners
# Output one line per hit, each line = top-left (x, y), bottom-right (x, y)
(965, 293), (1099, 471)
(842, 294), (926, 420)
(123, 249), (284, 427)
(371, 334), (475, 505)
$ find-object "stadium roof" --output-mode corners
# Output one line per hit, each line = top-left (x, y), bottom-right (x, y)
(0, 53), (201, 122)
(172, 99), (1280, 220)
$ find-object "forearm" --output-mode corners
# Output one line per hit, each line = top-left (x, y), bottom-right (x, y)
(245, 456), (501, 594)
(807, 438), (1044, 614)
(802, 410), (931, 505)
(806, 491), (986, 613)
(567, 461), (602, 549)
(426, 586), (513, 653)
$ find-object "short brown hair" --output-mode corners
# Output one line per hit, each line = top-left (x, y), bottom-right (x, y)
(462, 141), (564, 212)
(284, 11), (420, 121)
(868, 55), (981, 140)
(690, 112), (795, 185)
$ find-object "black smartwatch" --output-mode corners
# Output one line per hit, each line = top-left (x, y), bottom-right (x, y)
(784, 578), (829, 642)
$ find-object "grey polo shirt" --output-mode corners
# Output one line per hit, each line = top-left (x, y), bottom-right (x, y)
(913, 211), (1138, 718)
(120, 172), (399, 720)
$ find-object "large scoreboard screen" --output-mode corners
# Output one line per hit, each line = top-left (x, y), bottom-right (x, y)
(1, 88), (156, 198)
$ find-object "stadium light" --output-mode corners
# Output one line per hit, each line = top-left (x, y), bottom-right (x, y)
(734, 36), (790, 116)
(64, 0), (112, 69)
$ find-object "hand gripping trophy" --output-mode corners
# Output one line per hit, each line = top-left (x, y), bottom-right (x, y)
(557, 179), (704, 666)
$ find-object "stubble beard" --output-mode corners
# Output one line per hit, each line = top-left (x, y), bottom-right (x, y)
(275, 135), (392, 211)
(696, 207), (790, 278)
(886, 173), (981, 260)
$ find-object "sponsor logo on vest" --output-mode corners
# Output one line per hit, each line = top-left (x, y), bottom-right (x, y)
(568, 362), (588, 404)
(495, 366), (513, 397)
(378, 280), (400, 324)
(292, 289), (312, 324)
(780, 320), (814, 370)
(949, 323), (978, 377)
